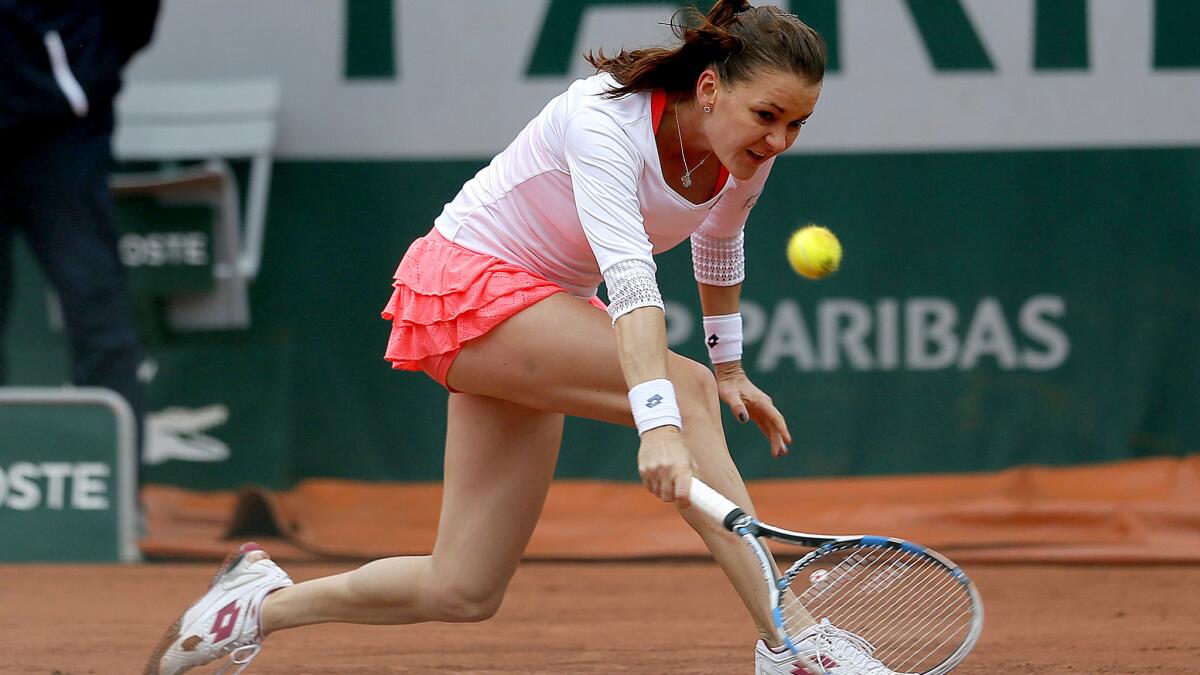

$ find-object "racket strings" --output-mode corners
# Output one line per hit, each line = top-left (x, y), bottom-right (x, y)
(869, 569), (973, 662)
(832, 554), (958, 639)
(839, 566), (971, 671)
(780, 550), (877, 636)
(810, 566), (970, 672)
(782, 546), (975, 673)
(852, 570), (973, 672)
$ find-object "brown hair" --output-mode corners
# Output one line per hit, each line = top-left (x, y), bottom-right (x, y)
(585, 0), (826, 98)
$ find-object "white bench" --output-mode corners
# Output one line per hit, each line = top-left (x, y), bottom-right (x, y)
(111, 79), (281, 329)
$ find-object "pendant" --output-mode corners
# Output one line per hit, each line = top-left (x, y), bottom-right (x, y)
(681, 172), (693, 188)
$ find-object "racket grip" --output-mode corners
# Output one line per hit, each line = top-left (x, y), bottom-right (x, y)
(688, 478), (747, 531)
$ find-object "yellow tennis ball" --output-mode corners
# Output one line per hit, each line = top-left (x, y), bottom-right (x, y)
(787, 225), (842, 280)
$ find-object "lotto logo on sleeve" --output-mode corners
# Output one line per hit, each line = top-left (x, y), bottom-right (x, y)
(644, 395), (663, 409)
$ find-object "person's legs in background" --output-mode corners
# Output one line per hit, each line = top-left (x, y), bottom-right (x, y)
(0, 164), (14, 386)
(10, 119), (146, 483)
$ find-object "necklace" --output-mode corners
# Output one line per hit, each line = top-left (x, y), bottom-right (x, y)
(674, 101), (711, 188)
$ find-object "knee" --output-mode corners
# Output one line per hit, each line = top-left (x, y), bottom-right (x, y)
(423, 578), (505, 623)
(671, 356), (720, 410)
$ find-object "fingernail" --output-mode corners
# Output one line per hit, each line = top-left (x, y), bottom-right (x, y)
(738, 412), (748, 423)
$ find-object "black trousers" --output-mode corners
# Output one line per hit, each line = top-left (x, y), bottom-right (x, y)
(0, 116), (145, 481)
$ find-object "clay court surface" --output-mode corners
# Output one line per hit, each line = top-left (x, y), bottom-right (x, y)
(2, 561), (1197, 674)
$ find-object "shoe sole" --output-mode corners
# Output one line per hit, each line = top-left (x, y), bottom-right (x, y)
(142, 543), (265, 675)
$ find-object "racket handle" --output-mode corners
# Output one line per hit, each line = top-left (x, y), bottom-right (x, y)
(689, 478), (748, 531)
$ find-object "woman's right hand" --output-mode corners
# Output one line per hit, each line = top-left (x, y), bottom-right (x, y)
(637, 426), (695, 507)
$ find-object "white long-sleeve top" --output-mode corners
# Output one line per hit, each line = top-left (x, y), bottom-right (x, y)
(433, 72), (773, 300)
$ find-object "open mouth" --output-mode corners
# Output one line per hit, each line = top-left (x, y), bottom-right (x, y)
(747, 149), (768, 162)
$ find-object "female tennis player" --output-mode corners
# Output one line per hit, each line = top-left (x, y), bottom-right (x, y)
(147, 3), (891, 674)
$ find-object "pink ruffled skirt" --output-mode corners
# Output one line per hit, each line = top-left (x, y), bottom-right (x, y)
(381, 228), (604, 389)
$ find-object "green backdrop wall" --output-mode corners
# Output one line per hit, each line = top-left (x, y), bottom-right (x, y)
(8, 149), (1199, 489)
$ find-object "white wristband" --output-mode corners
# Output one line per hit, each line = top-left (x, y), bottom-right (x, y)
(628, 379), (682, 435)
(703, 313), (743, 364)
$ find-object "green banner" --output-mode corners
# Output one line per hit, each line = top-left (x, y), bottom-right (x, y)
(0, 389), (138, 562)
(117, 197), (215, 297)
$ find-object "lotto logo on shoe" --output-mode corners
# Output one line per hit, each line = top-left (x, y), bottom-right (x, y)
(644, 395), (663, 409)
(211, 600), (240, 643)
(0, 461), (110, 510)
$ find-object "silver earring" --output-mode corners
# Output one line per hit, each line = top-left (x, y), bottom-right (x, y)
(703, 105), (712, 113)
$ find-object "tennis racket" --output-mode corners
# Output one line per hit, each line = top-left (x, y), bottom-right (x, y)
(689, 478), (983, 675)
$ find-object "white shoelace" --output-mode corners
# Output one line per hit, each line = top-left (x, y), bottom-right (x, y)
(214, 643), (262, 675)
(803, 620), (892, 674)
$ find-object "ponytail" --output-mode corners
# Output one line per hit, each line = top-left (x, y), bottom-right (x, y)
(705, 0), (753, 28)
(585, 1), (825, 99)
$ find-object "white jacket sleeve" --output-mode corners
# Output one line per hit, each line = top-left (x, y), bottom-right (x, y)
(563, 107), (664, 321)
(690, 156), (776, 286)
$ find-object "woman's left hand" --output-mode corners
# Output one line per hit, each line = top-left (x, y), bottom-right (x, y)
(714, 361), (792, 458)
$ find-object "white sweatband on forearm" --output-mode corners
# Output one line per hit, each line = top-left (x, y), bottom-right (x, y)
(628, 378), (682, 435)
(603, 258), (664, 324)
(691, 231), (745, 286)
(703, 313), (743, 364)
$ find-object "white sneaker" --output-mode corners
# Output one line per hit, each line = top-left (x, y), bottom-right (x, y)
(754, 619), (898, 675)
(756, 638), (809, 674)
(145, 543), (294, 675)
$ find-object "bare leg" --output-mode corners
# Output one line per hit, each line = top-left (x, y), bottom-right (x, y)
(446, 293), (795, 643)
(262, 393), (563, 630)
